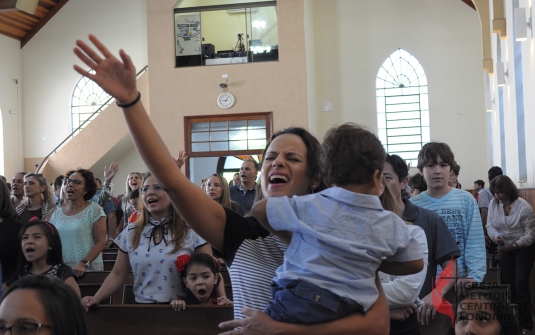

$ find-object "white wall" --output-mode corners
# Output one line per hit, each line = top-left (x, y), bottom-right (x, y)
(488, 0), (535, 187)
(21, 0), (148, 160)
(0, 34), (23, 178)
(307, 0), (489, 187)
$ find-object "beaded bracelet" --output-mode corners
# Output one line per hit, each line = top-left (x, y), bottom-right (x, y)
(116, 91), (141, 108)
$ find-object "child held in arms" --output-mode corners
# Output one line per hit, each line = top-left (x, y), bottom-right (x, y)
(252, 123), (424, 324)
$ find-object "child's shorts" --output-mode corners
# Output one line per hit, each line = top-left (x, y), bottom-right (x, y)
(264, 279), (364, 324)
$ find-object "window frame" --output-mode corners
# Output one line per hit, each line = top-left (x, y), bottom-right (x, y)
(184, 112), (272, 177)
(376, 49), (429, 167)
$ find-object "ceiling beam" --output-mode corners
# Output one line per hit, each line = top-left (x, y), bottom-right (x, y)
(20, 0), (68, 48)
(461, 0), (476, 10)
(0, 0), (17, 12)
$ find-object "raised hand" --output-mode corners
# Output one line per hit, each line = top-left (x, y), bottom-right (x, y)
(104, 162), (119, 182)
(174, 150), (188, 169)
(73, 34), (138, 104)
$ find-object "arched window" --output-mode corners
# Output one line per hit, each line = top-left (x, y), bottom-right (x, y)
(71, 71), (113, 133)
(376, 49), (429, 167)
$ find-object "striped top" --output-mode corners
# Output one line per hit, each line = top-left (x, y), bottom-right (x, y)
(410, 188), (486, 282)
(221, 207), (287, 320)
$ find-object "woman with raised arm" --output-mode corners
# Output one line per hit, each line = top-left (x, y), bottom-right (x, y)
(73, 34), (389, 335)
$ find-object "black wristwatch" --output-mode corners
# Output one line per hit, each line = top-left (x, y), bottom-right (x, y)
(80, 259), (90, 268)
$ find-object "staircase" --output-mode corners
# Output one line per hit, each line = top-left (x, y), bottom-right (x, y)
(38, 69), (150, 180)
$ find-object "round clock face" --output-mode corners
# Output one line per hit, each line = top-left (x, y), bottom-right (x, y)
(217, 92), (235, 109)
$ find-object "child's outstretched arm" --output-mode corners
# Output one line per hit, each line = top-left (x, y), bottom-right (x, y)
(73, 35), (227, 252)
(251, 199), (292, 245)
(378, 259), (424, 276)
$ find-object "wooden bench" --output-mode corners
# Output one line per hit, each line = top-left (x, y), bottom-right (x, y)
(85, 304), (233, 335)
(76, 271), (136, 305)
(76, 271), (233, 303)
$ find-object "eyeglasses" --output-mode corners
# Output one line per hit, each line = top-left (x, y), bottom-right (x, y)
(140, 185), (163, 193)
(0, 321), (54, 335)
(64, 178), (84, 186)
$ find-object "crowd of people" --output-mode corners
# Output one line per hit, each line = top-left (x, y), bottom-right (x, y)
(0, 34), (532, 335)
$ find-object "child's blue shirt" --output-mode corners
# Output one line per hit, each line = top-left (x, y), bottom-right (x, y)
(267, 187), (423, 311)
(410, 187), (486, 282)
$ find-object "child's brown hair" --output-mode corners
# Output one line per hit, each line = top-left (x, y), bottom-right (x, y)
(321, 123), (385, 186)
(416, 142), (455, 171)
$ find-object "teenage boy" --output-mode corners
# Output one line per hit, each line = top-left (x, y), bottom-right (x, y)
(384, 154), (460, 329)
(410, 142), (486, 292)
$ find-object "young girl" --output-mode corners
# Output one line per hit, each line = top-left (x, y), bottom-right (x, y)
(170, 253), (232, 311)
(3, 220), (81, 297)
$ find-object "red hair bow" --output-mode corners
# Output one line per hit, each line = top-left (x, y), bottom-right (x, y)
(174, 254), (191, 272)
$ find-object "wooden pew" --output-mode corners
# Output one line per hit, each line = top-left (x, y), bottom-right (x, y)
(76, 271), (233, 303)
(76, 271), (135, 305)
(85, 304), (233, 335)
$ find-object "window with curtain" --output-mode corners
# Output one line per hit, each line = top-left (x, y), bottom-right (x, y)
(376, 49), (429, 167)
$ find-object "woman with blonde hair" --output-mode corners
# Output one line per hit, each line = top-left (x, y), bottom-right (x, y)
(81, 172), (214, 307)
(16, 173), (56, 222)
(116, 172), (142, 233)
(205, 174), (243, 215)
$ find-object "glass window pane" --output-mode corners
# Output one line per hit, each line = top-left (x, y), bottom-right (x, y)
(386, 111), (420, 121)
(387, 143), (422, 152)
(377, 113), (386, 129)
(377, 98), (385, 113)
(400, 87), (419, 95)
(192, 122), (209, 132)
(376, 87), (385, 96)
(387, 127), (421, 137)
(386, 95), (419, 105)
(230, 130), (248, 140)
(248, 129), (266, 139)
(420, 94), (429, 110)
(386, 103), (420, 113)
(388, 135), (421, 144)
(192, 132), (209, 142)
(378, 129), (387, 143)
(421, 111), (430, 127)
(229, 140), (247, 151)
(229, 120), (247, 130)
(210, 142), (228, 151)
(248, 139), (266, 150)
(210, 131), (229, 141)
(248, 119), (266, 129)
(388, 119), (421, 129)
(422, 127), (430, 142)
(210, 121), (228, 131)
(192, 142), (210, 152)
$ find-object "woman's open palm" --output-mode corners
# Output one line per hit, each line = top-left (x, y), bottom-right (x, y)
(73, 34), (138, 104)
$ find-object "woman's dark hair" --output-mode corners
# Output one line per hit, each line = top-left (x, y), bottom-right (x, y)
(489, 175), (519, 204)
(65, 168), (98, 201)
(385, 154), (409, 182)
(129, 188), (140, 199)
(408, 173), (427, 193)
(0, 275), (88, 335)
(181, 253), (221, 305)
(0, 178), (16, 219)
(449, 289), (517, 335)
(261, 127), (322, 180)
(322, 123), (385, 185)
(16, 220), (63, 276)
